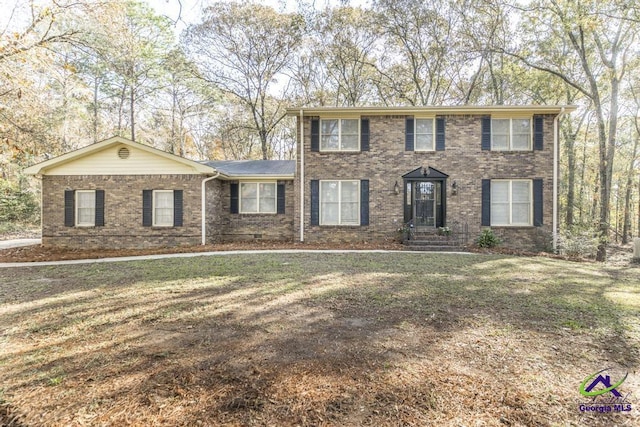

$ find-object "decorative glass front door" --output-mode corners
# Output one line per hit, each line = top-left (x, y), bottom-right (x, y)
(414, 181), (436, 227)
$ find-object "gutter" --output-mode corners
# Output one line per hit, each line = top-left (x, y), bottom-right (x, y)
(201, 172), (220, 245)
(553, 107), (566, 252)
(299, 109), (305, 242)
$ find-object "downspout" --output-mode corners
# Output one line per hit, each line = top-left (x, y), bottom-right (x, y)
(201, 172), (220, 245)
(553, 107), (566, 252)
(37, 175), (43, 244)
(299, 109), (305, 242)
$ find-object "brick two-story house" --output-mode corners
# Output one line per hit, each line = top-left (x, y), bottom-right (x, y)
(24, 105), (573, 251)
(288, 105), (574, 250)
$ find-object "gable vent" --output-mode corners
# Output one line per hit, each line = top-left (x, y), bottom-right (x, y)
(117, 147), (130, 159)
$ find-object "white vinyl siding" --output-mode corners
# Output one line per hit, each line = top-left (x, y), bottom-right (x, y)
(153, 190), (174, 226)
(320, 180), (360, 225)
(491, 180), (532, 226)
(46, 145), (198, 175)
(492, 118), (531, 151)
(75, 190), (95, 226)
(320, 119), (359, 151)
(240, 182), (276, 214)
(415, 118), (435, 151)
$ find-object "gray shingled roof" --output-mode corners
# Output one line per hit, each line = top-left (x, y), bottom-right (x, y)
(204, 160), (295, 177)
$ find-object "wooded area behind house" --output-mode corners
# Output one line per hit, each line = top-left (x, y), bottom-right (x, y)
(1, 0), (639, 260)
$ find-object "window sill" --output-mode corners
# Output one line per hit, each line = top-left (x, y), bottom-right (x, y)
(317, 150), (362, 154)
(238, 211), (277, 215)
(489, 149), (533, 153)
(317, 224), (364, 228)
(490, 225), (536, 229)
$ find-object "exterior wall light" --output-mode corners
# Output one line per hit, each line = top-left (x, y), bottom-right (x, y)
(394, 181), (400, 195)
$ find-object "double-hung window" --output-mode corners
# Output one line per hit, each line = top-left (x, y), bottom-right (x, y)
(320, 119), (359, 151)
(143, 189), (182, 227)
(415, 118), (435, 151)
(76, 190), (96, 226)
(320, 180), (360, 225)
(153, 190), (174, 226)
(491, 180), (532, 226)
(240, 182), (277, 214)
(492, 118), (531, 150)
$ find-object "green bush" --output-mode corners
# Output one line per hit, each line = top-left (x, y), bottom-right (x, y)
(476, 228), (500, 248)
(0, 179), (39, 223)
(557, 225), (600, 258)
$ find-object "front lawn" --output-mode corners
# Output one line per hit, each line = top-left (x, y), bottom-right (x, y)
(1, 253), (638, 426)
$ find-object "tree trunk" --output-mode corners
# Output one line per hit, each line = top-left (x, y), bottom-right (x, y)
(170, 88), (177, 154)
(596, 114), (609, 262)
(578, 133), (588, 224)
(622, 134), (639, 243)
(591, 171), (599, 225)
(130, 86), (135, 142)
(564, 129), (576, 227)
(260, 129), (268, 160)
(93, 75), (99, 143)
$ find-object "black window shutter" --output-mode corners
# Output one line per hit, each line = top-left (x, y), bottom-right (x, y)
(481, 179), (491, 226)
(311, 118), (320, 152)
(533, 179), (543, 226)
(95, 189), (105, 227)
(173, 190), (183, 227)
(230, 183), (239, 214)
(310, 180), (319, 226)
(64, 190), (75, 227)
(405, 118), (414, 151)
(142, 190), (153, 227)
(360, 118), (370, 151)
(481, 116), (491, 150)
(533, 115), (544, 151)
(277, 183), (285, 214)
(360, 180), (369, 226)
(436, 117), (445, 151)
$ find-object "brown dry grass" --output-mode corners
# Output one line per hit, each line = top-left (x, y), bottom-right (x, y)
(1, 252), (639, 426)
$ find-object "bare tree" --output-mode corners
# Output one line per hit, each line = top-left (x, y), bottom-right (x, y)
(504, 0), (639, 260)
(183, 2), (303, 159)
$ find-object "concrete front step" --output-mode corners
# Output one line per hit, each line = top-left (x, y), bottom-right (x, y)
(404, 245), (465, 252)
(405, 239), (458, 245)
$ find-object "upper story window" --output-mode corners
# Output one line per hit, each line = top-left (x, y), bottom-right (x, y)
(492, 118), (531, 151)
(320, 119), (359, 151)
(415, 118), (435, 151)
(240, 182), (277, 214)
(76, 190), (96, 226)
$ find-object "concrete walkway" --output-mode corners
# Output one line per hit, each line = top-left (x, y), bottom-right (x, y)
(0, 238), (41, 250)
(0, 248), (474, 268)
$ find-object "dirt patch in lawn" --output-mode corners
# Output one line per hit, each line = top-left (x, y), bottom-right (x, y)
(1, 253), (638, 426)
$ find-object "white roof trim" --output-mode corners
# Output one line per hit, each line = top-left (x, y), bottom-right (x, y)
(23, 136), (216, 175)
(286, 105), (578, 116)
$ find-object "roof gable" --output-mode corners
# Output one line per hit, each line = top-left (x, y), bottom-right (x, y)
(24, 136), (215, 176)
(402, 166), (449, 179)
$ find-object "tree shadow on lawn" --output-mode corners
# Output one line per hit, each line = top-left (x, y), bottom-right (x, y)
(1, 253), (639, 426)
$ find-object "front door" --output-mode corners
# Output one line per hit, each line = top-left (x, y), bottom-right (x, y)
(414, 181), (436, 227)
